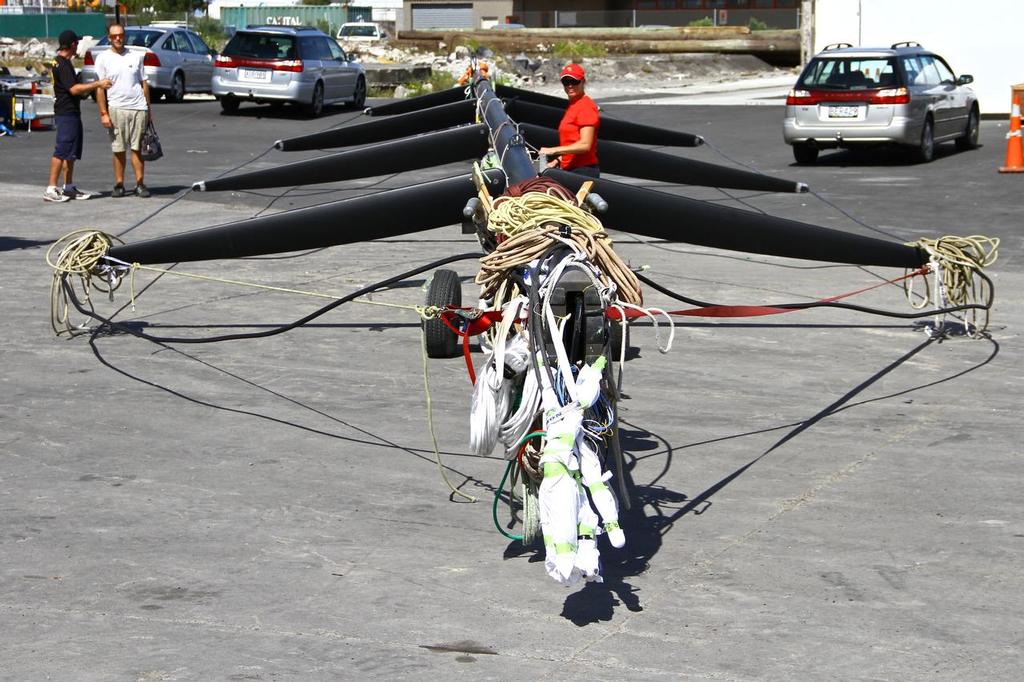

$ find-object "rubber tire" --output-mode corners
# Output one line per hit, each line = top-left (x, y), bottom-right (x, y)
(167, 72), (185, 103)
(793, 144), (819, 165)
(219, 95), (240, 114)
(423, 269), (461, 359)
(955, 107), (980, 151)
(911, 117), (935, 163)
(349, 76), (366, 109)
(304, 82), (324, 118)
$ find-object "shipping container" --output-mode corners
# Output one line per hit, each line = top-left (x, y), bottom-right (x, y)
(0, 12), (106, 40)
(219, 5), (349, 37)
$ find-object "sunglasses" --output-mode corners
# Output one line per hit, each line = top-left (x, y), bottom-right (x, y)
(561, 78), (581, 86)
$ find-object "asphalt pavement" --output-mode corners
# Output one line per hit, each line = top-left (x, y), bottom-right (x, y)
(1, 92), (1021, 680)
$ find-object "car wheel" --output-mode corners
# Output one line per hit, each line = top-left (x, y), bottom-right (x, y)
(911, 117), (934, 163)
(956, 107), (980, 151)
(304, 82), (324, 118)
(167, 72), (185, 103)
(349, 76), (366, 109)
(219, 95), (240, 114)
(792, 144), (818, 165)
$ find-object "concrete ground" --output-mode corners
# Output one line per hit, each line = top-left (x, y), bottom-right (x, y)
(1, 90), (1021, 680)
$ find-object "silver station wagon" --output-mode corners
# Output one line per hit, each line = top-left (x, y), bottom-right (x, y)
(212, 25), (367, 117)
(783, 42), (978, 164)
(82, 25), (216, 102)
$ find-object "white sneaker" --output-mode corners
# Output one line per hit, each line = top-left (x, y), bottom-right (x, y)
(63, 185), (95, 200)
(43, 186), (70, 203)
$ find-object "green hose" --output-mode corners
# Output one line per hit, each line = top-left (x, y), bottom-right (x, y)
(491, 431), (546, 541)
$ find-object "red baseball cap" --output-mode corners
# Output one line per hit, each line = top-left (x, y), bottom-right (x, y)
(560, 63), (585, 82)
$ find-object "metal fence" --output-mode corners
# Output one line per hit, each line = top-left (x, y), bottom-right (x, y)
(514, 8), (798, 29)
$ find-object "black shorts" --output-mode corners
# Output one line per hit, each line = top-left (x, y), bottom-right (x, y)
(53, 114), (83, 161)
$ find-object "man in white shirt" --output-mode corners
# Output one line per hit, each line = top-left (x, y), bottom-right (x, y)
(95, 23), (152, 198)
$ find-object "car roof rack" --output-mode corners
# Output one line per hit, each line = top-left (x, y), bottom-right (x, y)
(822, 42), (853, 51)
(890, 41), (922, 49)
(244, 24), (319, 32)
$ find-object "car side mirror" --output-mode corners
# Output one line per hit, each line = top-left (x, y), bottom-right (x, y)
(957, 74), (974, 86)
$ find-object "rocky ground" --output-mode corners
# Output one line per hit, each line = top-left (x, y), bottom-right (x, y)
(2, 34), (795, 100)
(349, 41), (794, 98)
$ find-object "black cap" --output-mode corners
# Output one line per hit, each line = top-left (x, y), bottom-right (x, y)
(58, 30), (82, 49)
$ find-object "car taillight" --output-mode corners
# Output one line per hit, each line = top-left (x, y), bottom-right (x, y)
(786, 87), (909, 106)
(213, 55), (302, 72)
(143, 51), (161, 67)
(272, 60), (303, 73)
(84, 50), (94, 66)
(870, 87), (910, 104)
(786, 89), (813, 105)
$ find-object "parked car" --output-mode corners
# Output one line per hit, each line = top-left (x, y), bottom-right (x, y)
(783, 42), (978, 164)
(336, 22), (388, 43)
(81, 25), (216, 103)
(213, 25), (366, 117)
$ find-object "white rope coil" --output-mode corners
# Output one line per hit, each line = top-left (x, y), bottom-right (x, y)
(905, 235), (999, 335)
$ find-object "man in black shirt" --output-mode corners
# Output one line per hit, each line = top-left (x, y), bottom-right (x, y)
(44, 29), (111, 202)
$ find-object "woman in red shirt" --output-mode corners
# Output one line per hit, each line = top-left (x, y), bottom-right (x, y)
(538, 63), (600, 178)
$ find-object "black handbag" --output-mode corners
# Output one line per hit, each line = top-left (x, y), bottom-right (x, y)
(140, 120), (163, 161)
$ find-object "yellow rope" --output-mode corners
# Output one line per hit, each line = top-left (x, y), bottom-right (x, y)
(124, 263), (442, 318)
(905, 235), (999, 334)
(420, 328), (477, 503)
(487, 190), (604, 238)
(46, 230), (124, 336)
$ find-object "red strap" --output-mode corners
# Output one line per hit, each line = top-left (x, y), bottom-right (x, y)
(608, 267), (928, 320)
(439, 309), (503, 336)
(462, 328), (476, 385)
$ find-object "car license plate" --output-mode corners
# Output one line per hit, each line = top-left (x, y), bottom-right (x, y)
(829, 105), (859, 118)
(240, 68), (271, 82)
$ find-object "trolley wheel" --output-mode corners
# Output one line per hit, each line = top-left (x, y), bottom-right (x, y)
(423, 268), (462, 358)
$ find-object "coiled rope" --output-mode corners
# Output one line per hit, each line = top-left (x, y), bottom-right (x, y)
(906, 236), (999, 335)
(46, 230), (125, 336)
(488, 188), (603, 238)
(477, 228), (642, 307)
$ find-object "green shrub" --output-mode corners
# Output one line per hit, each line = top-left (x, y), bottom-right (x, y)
(747, 17), (769, 31)
(551, 40), (607, 61)
(687, 17), (714, 27)
(493, 72), (516, 87)
(403, 70), (458, 97)
(192, 17), (227, 49)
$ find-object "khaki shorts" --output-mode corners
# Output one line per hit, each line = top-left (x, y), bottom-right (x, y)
(108, 108), (148, 153)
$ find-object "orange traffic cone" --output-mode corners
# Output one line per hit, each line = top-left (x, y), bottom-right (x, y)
(999, 95), (1024, 173)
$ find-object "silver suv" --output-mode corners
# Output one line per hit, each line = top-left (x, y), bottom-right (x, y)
(213, 26), (366, 117)
(783, 42), (978, 164)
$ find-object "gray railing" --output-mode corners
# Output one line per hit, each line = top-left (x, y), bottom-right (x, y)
(513, 9), (798, 30)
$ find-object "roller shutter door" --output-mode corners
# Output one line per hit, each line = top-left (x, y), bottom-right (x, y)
(412, 3), (474, 29)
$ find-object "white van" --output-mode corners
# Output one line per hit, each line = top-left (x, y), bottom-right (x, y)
(336, 22), (388, 44)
